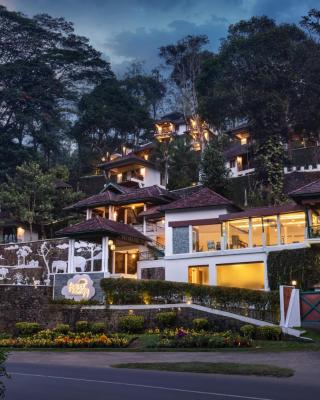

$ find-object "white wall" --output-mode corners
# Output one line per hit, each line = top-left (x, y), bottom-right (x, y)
(144, 167), (162, 187)
(165, 207), (229, 256)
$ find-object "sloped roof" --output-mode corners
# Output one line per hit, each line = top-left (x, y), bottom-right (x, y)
(98, 154), (157, 170)
(161, 187), (233, 212)
(289, 178), (320, 197)
(56, 216), (151, 242)
(224, 142), (248, 159)
(66, 185), (175, 210)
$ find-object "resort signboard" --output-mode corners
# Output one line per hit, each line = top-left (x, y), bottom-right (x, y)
(61, 274), (95, 301)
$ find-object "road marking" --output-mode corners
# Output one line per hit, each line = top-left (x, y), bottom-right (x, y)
(11, 372), (273, 400)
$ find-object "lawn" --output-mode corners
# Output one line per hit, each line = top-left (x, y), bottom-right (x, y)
(112, 362), (295, 377)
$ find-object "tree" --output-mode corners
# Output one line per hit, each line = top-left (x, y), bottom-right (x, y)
(159, 35), (212, 152)
(0, 349), (7, 399)
(72, 79), (153, 175)
(0, 162), (82, 238)
(198, 16), (320, 204)
(0, 6), (113, 179)
(200, 138), (230, 196)
(123, 62), (166, 119)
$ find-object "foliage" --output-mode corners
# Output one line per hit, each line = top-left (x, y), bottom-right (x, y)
(0, 333), (129, 349)
(159, 35), (212, 152)
(91, 323), (106, 334)
(268, 248), (320, 290)
(156, 329), (252, 349)
(49, 299), (100, 305)
(75, 321), (90, 333)
(0, 349), (7, 400)
(101, 278), (280, 323)
(156, 312), (177, 329)
(15, 322), (41, 336)
(192, 318), (209, 332)
(0, 162), (83, 237)
(0, 6), (112, 179)
(200, 138), (231, 196)
(256, 326), (282, 341)
(240, 324), (256, 339)
(198, 15), (320, 203)
(54, 324), (70, 334)
(72, 78), (153, 175)
(118, 315), (145, 333)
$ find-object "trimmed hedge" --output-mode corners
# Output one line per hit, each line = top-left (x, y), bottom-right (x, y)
(268, 248), (320, 290)
(118, 316), (144, 333)
(101, 278), (280, 323)
(156, 312), (177, 328)
(15, 322), (41, 336)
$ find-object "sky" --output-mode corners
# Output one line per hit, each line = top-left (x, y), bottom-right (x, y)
(1, 0), (320, 75)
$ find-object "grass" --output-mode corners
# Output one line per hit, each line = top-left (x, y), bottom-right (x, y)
(112, 362), (294, 378)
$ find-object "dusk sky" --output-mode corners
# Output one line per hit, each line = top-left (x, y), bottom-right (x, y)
(2, 0), (320, 74)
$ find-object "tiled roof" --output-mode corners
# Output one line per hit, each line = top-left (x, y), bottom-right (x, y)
(161, 187), (233, 211)
(219, 203), (302, 221)
(98, 154), (157, 170)
(170, 184), (204, 198)
(56, 216), (151, 242)
(138, 206), (163, 219)
(66, 185), (175, 210)
(289, 178), (320, 197)
(224, 142), (248, 159)
(284, 171), (320, 194)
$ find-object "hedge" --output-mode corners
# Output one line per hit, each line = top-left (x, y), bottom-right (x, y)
(101, 278), (280, 323)
(268, 247), (320, 290)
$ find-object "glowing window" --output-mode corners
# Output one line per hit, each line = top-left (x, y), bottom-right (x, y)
(280, 212), (305, 244)
(188, 266), (209, 285)
(192, 224), (222, 252)
(217, 262), (264, 290)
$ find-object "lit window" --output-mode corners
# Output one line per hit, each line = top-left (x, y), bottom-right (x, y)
(192, 224), (222, 252)
(188, 266), (209, 285)
(252, 217), (263, 247)
(263, 216), (278, 246)
(280, 212), (305, 244)
(217, 262), (264, 290)
(226, 219), (249, 249)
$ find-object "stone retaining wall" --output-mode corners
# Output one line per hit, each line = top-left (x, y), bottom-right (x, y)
(0, 285), (245, 333)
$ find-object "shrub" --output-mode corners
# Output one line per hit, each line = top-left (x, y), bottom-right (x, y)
(0, 349), (7, 398)
(256, 326), (282, 341)
(15, 322), (41, 336)
(100, 278), (280, 323)
(118, 315), (144, 333)
(91, 323), (106, 334)
(240, 324), (256, 339)
(75, 321), (90, 333)
(192, 318), (209, 331)
(54, 324), (70, 334)
(156, 312), (176, 329)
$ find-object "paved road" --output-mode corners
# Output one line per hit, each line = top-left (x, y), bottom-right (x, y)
(3, 351), (320, 400)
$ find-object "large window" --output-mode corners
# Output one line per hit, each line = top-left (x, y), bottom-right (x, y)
(280, 212), (305, 244)
(192, 224), (221, 252)
(216, 262), (264, 290)
(226, 219), (249, 249)
(263, 216), (278, 246)
(188, 265), (209, 285)
(252, 217), (263, 247)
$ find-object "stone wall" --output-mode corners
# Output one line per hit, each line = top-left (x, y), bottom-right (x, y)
(0, 285), (246, 333)
(172, 227), (189, 254)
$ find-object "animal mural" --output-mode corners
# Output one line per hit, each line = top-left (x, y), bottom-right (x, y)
(0, 239), (103, 285)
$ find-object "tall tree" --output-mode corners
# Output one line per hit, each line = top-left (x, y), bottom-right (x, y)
(123, 62), (166, 119)
(72, 79), (153, 175)
(0, 6), (113, 179)
(159, 35), (212, 152)
(198, 16), (320, 204)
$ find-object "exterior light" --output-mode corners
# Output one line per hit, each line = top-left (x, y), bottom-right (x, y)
(110, 244), (116, 251)
(161, 219), (165, 224)
(292, 280), (297, 286)
(108, 239), (114, 246)
(131, 254), (136, 259)
(101, 157), (106, 162)
(129, 309), (134, 315)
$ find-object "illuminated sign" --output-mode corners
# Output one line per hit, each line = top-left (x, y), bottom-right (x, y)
(61, 274), (95, 301)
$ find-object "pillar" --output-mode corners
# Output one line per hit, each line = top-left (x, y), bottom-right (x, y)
(86, 209), (92, 220)
(101, 236), (110, 277)
(67, 239), (75, 273)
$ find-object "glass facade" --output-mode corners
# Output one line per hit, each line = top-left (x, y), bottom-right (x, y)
(280, 212), (305, 244)
(262, 216), (278, 246)
(216, 262), (265, 290)
(226, 219), (249, 249)
(252, 217), (263, 247)
(192, 224), (221, 252)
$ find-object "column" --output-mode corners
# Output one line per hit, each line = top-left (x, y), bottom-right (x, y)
(67, 239), (75, 273)
(248, 218), (253, 248)
(276, 215), (281, 245)
(124, 208), (128, 224)
(109, 205), (114, 221)
(143, 217), (147, 235)
(101, 236), (110, 277)
(86, 209), (92, 220)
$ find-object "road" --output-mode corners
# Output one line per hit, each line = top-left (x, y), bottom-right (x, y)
(3, 351), (320, 400)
